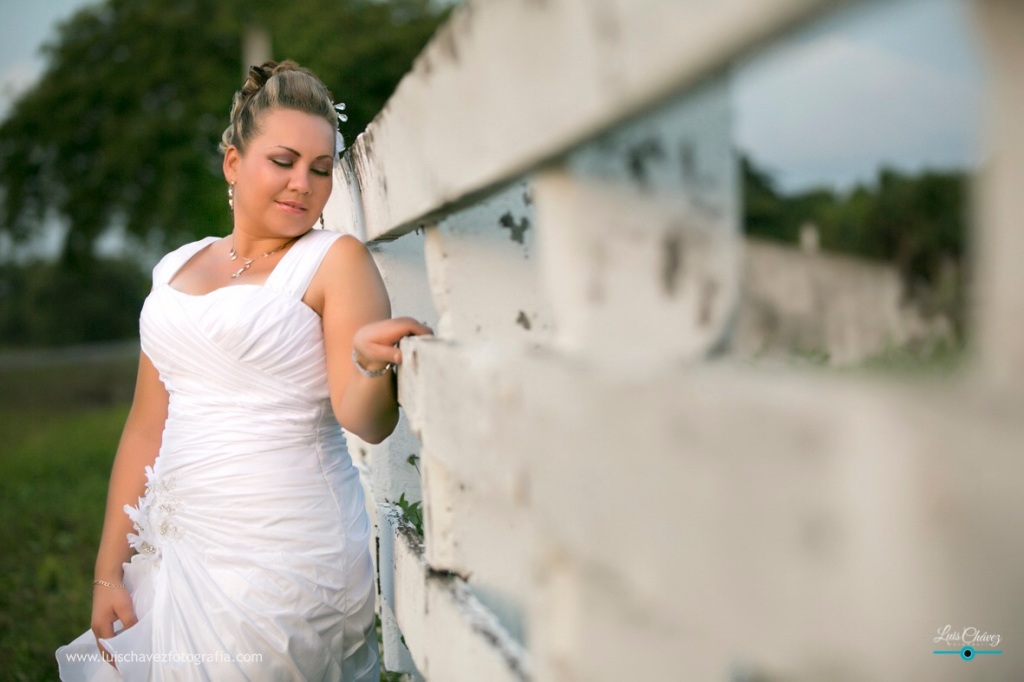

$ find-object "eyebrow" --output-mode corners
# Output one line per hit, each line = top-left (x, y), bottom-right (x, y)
(273, 145), (333, 161)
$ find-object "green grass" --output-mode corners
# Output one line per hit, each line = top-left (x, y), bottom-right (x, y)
(0, 404), (413, 681)
(0, 347), (414, 680)
(851, 339), (968, 377)
(758, 338), (969, 380)
(0, 404), (128, 681)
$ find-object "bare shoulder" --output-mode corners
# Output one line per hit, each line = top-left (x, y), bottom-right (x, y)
(322, 233), (371, 268)
(317, 234), (380, 287)
(306, 233), (386, 314)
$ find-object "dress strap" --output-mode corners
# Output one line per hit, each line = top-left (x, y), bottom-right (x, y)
(267, 229), (345, 299)
(151, 237), (219, 287)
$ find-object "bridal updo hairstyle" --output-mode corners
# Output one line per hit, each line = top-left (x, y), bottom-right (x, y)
(219, 60), (337, 156)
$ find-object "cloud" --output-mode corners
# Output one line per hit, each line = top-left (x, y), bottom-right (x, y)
(0, 59), (42, 120)
(732, 29), (982, 191)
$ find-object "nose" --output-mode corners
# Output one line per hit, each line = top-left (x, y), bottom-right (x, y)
(288, 168), (312, 195)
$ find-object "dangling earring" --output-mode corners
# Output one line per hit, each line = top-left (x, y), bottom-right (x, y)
(227, 182), (235, 211)
(319, 214), (325, 228)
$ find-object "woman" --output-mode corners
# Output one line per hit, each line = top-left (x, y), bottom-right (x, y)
(56, 61), (430, 680)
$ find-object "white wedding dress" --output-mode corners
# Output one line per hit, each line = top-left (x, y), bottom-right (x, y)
(56, 229), (380, 681)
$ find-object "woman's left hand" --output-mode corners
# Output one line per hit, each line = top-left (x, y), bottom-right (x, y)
(352, 317), (433, 370)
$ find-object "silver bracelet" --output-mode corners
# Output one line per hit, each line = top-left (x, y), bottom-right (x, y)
(352, 349), (394, 378)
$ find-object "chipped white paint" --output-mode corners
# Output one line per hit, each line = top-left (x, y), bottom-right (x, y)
(378, 504), (531, 680)
(338, 0), (848, 242)
(396, 340), (1024, 681)
(322, 0), (1024, 680)
(423, 179), (550, 342)
(535, 78), (740, 366)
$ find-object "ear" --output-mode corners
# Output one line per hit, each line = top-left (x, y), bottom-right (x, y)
(223, 145), (240, 183)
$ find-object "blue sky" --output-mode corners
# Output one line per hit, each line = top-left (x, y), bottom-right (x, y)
(732, 0), (985, 192)
(0, 0), (88, 120)
(0, 0), (986, 198)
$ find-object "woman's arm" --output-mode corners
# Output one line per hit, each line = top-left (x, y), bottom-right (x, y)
(91, 351), (169, 650)
(316, 236), (430, 444)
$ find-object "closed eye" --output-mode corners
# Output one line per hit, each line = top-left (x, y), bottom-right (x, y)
(272, 159), (330, 177)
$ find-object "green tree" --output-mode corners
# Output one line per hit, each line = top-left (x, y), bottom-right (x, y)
(740, 154), (969, 337)
(0, 255), (149, 346)
(740, 153), (788, 242)
(0, 0), (447, 346)
(860, 167), (966, 286)
(0, 0), (447, 272)
(741, 154), (967, 289)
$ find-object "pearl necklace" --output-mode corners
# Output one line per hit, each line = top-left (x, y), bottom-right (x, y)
(228, 236), (297, 279)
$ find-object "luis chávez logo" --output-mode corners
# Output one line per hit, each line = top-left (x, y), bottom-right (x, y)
(933, 625), (1003, 661)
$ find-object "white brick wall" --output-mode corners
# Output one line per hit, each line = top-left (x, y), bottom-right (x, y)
(323, 0), (1024, 679)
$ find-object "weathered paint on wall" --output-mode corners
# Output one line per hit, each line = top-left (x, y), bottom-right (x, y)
(318, 0), (1024, 680)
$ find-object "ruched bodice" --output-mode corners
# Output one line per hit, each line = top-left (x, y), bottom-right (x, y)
(57, 229), (379, 681)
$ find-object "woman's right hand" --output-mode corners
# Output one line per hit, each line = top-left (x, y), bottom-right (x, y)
(91, 580), (137, 666)
(352, 316), (433, 369)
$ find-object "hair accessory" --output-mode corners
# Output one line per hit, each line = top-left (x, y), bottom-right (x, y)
(334, 103), (347, 156)
(351, 349), (394, 378)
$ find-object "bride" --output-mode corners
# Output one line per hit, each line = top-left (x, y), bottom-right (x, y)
(56, 60), (430, 680)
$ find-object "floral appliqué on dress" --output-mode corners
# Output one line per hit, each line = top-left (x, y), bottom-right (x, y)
(124, 465), (184, 559)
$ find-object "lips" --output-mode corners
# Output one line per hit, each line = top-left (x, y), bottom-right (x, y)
(276, 201), (307, 214)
